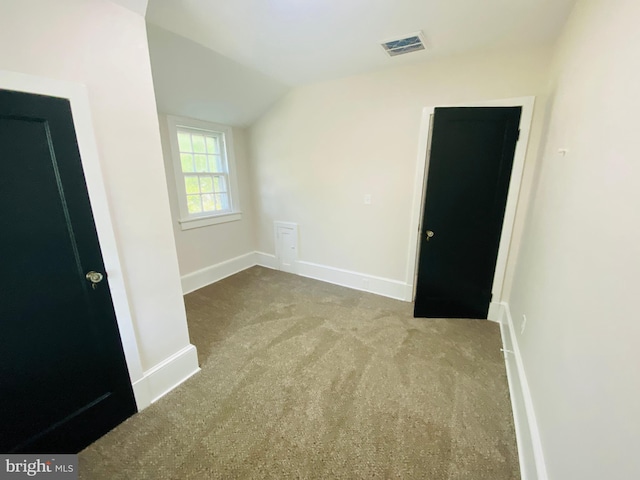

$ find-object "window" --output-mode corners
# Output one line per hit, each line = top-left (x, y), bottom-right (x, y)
(167, 116), (241, 230)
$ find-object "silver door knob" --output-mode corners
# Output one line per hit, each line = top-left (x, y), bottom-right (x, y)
(85, 271), (104, 285)
(426, 230), (434, 241)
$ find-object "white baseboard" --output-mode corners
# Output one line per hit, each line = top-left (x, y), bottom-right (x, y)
(181, 251), (256, 294)
(499, 302), (548, 480)
(182, 251), (411, 302)
(132, 344), (200, 409)
(255, 251), (278, 269)
(296, 260), (410, 301)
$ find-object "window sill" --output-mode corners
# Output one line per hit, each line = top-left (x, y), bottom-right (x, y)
(179, 212), (242, 230)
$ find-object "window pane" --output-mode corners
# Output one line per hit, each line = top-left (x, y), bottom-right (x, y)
(192, 135), (206, 153)
(213, 175), (227, 193)
(180, 153), (194, 172)
(178, 132), (192, 152)
(216, 193), (230, 211)
(206, 136), (220, 154)
(175, 125), (235, 218)
(199, 176), (213, 193)
(208, 154), (223, 172)
(194, 154), (208, 172)
(187, 195), (202, 213)
(202, 194), (215, 212)
(185, 176), (200, 194)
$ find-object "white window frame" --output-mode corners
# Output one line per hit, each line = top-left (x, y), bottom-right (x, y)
(166, 115), (242, 230)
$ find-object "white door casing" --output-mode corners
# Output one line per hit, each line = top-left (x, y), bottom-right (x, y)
(0, 69), (149, 409)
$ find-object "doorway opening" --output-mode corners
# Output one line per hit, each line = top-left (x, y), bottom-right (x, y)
(405, 97), (535, 320)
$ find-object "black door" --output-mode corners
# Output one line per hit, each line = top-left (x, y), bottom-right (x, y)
(0, 90), (136, 453)
(414, 107), (521, 319)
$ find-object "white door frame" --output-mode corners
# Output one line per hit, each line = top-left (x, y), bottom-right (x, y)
(0, 70), (148, 408)
(405, 96), (535, 320)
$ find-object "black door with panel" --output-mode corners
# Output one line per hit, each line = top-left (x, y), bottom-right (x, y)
(414, 107), (521, 319)
(0, 90), (136, 453)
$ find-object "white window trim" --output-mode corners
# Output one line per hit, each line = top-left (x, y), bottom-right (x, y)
(166, 115), (242, 230)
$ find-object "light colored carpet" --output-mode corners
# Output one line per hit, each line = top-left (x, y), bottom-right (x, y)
(79, 266), (519, 479)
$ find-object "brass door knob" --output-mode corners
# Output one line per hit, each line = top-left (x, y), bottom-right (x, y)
(85, 271), (104, 289)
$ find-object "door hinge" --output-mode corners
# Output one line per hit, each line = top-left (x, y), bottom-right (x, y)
(516, 129), (521, 142)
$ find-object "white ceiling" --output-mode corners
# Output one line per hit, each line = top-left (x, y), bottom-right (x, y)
(110, 0), (148, 16)
(147, 25), (289, 126)
(146, 0), (577, 86)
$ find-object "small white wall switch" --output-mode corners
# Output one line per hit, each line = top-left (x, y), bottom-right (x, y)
(364, 194), (372, 205)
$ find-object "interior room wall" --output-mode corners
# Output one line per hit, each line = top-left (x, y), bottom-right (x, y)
(248, 45), (553, 296)
(507, 0), (640, 478)
(0, 0), (193, 375)
(158, 114), (257, 278)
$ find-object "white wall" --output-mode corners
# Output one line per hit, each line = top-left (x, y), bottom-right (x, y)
(0, 0), (195, 387)
(508, 0), (640, 478)
(158, 114), (257, 277)
(248, 46), (552, 293)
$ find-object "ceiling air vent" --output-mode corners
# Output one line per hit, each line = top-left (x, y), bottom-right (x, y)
(381, 32), (426, 57)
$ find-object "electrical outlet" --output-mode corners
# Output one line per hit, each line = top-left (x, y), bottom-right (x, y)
(521, 314), (527, 334)
(364, 194), (372, 205)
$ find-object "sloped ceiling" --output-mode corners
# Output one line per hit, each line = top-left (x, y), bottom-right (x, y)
(110, 0), (148, 16)
(146, 0), (577, 86)
(146, 24), (289, 127)
(145, 0), (576, 126)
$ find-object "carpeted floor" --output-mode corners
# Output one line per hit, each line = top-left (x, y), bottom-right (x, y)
(79, 266), (519, 479)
